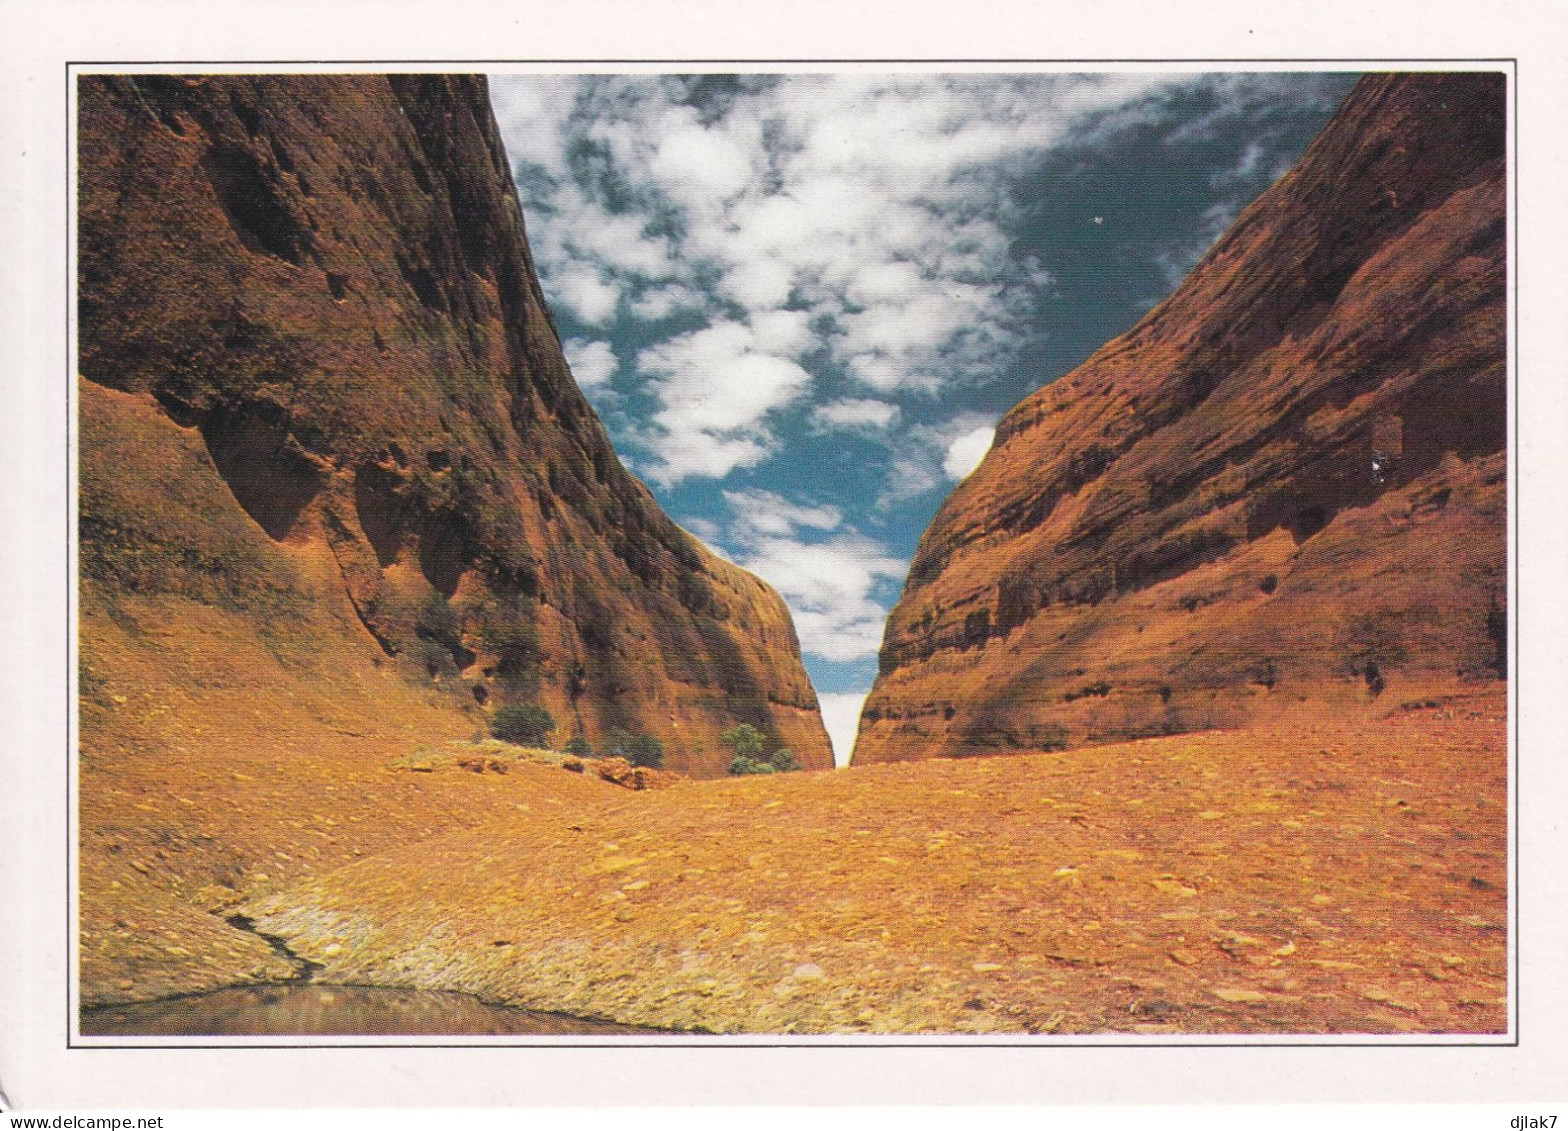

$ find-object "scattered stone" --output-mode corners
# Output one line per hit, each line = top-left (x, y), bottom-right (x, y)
(1211, 987), (1267, 1003)
(595, 758), (683, 791)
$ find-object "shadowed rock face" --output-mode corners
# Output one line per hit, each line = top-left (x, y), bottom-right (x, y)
(855, 73), (1507, 765)
(77, 74), (831, 776)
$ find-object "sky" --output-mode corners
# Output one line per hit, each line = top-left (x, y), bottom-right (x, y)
(486, 71), (1361, 764)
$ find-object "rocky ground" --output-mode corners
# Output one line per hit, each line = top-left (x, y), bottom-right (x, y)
(171, 687), (1511, 1037)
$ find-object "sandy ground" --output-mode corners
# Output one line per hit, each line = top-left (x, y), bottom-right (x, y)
(216, 689), (1509, 1036)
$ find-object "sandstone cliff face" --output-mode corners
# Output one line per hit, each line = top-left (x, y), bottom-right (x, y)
(78, 74), (831, 776)
(855, 73), (1506, 765)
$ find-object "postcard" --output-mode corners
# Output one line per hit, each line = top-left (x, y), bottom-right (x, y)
(4, 0), (1566, 1119)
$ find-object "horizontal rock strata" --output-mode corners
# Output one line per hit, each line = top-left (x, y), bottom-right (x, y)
(856, 72), (1507, 764)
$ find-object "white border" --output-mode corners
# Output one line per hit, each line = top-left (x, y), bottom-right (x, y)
(4, 0), (1565, 1111)
(62, 56), (1519, 1054)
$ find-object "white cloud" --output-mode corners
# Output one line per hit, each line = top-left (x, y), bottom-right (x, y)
(722, 488), (841, 540)
(641, 431), (770, 484)
(712, 489), (906, 667)
(560, 203), (676, 279)
(735, 532), (905, 663)
(550, 264), (621, 325)
(493, 72), (1209, 485)
(485, 76), (579, 176)
(747, 309), (813, 356)
(563, 338), (617, 388)
(817, 690), (868, 768)
(942, 425), (994, 480)
(649, 123), (758, 204)
(877, 411), (999, 508)
(634, 318), (814, 485)
(680, 514), (722, 545)
(629, 282), (705, 321)
(722, 256), (796, 309)
(878, 453), (943, 508)
(810, 398), (900, 431)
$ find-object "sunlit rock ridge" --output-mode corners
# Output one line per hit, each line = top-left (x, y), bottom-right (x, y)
(855, 72), (1507, 764)
(77, 74), (832, 777)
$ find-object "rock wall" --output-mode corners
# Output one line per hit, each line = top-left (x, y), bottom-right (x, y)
(855, 73), (1506, 764)
(78, 74), (831, 776)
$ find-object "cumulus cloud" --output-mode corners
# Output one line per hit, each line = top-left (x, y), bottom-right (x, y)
(629, 282), (706, 322)
(490, 72), (1197, 484)
(810, 398), (901, 431)
(649, 122), (758, 204)
(736, 532), (906, 663)
(942, 424), (995, 480)
(563, 338), (617, 388)
(714, 489), (905, 667)
(634, 318), (814, 485)
(722, 488), (841, 540)
(876, 411), (999, 508)
(549, 264), (621, 325)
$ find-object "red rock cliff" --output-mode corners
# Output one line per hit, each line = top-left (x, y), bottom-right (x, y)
(78, 74), (831, 776)
(855, 72), (1506, 765)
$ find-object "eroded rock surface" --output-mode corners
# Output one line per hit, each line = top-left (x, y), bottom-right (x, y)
(856, 73), (1506, 764)
(242, 694), (1506, 1035)
(78, 74), (830, 776)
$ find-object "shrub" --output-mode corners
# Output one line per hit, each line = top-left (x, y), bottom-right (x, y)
(625, 733), (665, 769)
(719, 724), (766, 761)
(729, 755), (775, 775)
(564, 736), (594, 757)
(489, 703), (555, 746)
(723, 725), (801, 775)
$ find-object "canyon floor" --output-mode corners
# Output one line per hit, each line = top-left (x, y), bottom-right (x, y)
(81, 686), (1507, 1037)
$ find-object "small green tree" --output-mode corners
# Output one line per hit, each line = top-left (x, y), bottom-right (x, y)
(489, 703), (555, 746)
(563, 736), (593, 757)
(626, 733), (665, 769)
(720, 724), (766, 759)
(722, 724), (800, 775)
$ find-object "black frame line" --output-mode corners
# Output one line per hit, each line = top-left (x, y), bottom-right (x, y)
(63, 55), (1522, 1054)
(68, 57), (1516, 64)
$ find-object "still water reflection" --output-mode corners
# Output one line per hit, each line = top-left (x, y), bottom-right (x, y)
(81, 982), (662, 1037)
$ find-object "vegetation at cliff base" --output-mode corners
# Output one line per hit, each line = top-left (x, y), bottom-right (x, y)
(601, 728), (666, 768)
(489, 703), (555, 746)
(722, 724), (801, 775)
